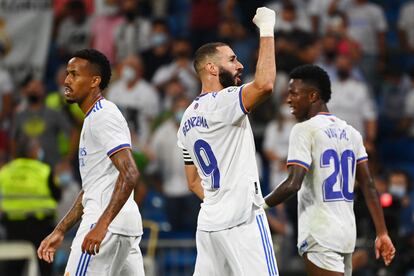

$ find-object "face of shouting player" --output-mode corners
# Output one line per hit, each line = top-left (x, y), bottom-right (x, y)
(216, 46), (244, 88)
(287, 79), (315, 122)
(64, 57), (101, 107)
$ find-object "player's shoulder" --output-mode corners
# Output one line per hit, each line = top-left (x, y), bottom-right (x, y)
(87, 98), (123, 120)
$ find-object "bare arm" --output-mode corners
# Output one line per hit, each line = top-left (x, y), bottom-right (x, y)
(185, 164), (204, 200)
(81, 148), (139, 255)
(356, 161), (396, 265)
(242, 36), (276, 112)
(264, 165), (306, 207)
(56, 190), (84, 233)
(38, 190), (84, 263)
(242, 7), (276, 112)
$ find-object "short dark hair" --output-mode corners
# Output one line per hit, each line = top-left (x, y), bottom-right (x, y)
(194, 42), (228, 74)
(72, 49), (112, 90)
(289, 64), (332, 103)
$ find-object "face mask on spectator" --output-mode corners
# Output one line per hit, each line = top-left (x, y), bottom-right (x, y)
(389, 184), (406, 199)
(280, 104), (291, 117)
(337, 69), (350, 80)
(124, 11), (136, 22)
(151, 34), (168, 47)
(27, 93), (41, 104)
(174, 109), (185, 123)
(58, 171), (74, 187)
(121, 66), (136, 82)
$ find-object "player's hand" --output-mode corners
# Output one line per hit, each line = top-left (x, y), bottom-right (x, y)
(37, 229), (65, 263)
(252, 7), (276, 37)
(81, 223), (107, 255)
(375, 233), (396, 266)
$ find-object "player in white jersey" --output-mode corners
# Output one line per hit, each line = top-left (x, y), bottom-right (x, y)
(177, 7), (279, 276)
(263, 64), (395, 276)
(37, 49), (145, 275)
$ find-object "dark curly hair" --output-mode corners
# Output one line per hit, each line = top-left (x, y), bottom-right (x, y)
(289, 64), (332, 103)
(72, 49), (112, 90)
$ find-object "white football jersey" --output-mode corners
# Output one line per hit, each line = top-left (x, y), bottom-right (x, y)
(287, 113), (368, 253)
(79, 98), (142, 236)
(177, 86), (264, 232)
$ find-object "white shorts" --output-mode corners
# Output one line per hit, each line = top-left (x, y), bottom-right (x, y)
(298, 235), (352, 276)
(64, 223), (145, 276)
(194, 207), (279, 276)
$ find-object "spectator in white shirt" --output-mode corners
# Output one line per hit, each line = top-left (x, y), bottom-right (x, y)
(398, 0), (414, 70)
(152, 38), (199, 100)
(328, 54), (377, 152)
(106, 55), (160, 146)
(148, 95), (200, 232)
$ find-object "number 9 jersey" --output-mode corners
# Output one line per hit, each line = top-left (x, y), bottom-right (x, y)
(177, 86), (265, 232)
(287, 113), (368, 254)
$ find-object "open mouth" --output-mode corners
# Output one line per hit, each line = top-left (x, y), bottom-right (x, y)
(64, 87), (72, 96)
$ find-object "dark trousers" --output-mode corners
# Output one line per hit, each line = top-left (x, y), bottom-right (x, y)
(165, 194), (201, 233)
(1, 216), (55, 276)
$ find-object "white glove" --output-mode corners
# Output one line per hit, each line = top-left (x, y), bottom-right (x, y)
(253, 7), (276, 37)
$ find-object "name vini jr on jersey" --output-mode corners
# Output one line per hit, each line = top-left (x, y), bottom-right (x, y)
(324, 128), (349, 141)
(182, 116), (209, 136)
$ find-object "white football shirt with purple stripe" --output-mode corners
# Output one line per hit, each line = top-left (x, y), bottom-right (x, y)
(287, 112), (368, 253)
(78, 97), (142, 236)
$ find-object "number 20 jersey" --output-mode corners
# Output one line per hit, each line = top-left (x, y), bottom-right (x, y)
(287, 113), (368, 253)
(177, 86), (264, 232)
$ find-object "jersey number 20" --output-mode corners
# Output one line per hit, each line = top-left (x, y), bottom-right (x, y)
(321, 149), (355, 201)
(194, 139), (220, 189)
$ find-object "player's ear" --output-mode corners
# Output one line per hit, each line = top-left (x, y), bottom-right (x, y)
(309, 90), (319, 103)
(206, 62), (218, 76)
(91, 76), (101, 89)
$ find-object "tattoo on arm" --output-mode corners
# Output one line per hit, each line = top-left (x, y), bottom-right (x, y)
(55, 190), (84, 233)
(96, 149), (139, 228)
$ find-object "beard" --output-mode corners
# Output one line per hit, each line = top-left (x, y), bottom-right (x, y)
(219, 67), (241, 88)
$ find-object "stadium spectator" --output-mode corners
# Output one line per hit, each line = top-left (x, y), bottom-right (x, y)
(114, 0), (152, 62)
(263, 101), (296, 189)
(0, 64), (13, 166)
(10, 78), (75, 168)
(345, 0), (387, 89)
(272, 0), (311, 34)
(0, 138), (61, 276)
(141, 18), (172, 81)
(308, 0), (351, 34)
(328, 54), (377, 152)
(403, 66), (414, 138)
(152, 38), (199, 99)
(398, 0), (414, 70)
(106, 55), (160, 146)
(148, 95), (200, 232)
(56, 0), (92, 63)
(90, 0), (123, 64)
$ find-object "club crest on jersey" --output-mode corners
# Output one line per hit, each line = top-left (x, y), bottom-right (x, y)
(194, 103), (199, 109)
(227, 87), (237, 93)
(182, 116), (209, 136)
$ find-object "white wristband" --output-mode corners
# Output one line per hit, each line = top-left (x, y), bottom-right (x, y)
(259, 24), (274, 37)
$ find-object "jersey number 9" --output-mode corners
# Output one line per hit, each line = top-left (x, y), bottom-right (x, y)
(194, 139), (220, 189)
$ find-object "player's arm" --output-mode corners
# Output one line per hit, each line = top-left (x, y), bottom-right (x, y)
(356, 161), (396, 266)
(81, 149), (139, 255)
(38, 190), (84, 263)
(264, 165), (307, 207)
(241, 7), (276, 112)
(185, 164), (204, 200)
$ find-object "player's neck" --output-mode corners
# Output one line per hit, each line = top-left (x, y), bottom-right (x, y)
(308, 104), (329, 119)
(80, 91), (103, 114)
(200, 80), (223, 94)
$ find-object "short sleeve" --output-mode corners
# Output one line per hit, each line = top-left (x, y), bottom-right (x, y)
(214, 86), (247, 125)
(354, 130), (368, 164)
(91, 108), (131, 157)
(287, 123), (312, 171)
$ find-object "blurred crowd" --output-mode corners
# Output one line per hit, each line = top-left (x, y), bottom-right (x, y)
(0, 0), (414, 275)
